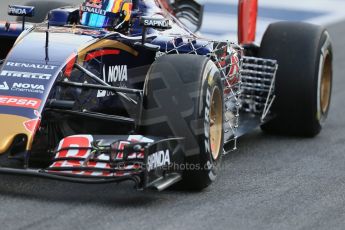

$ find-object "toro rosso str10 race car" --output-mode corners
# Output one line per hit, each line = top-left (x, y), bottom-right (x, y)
(0, 0), (333, 191)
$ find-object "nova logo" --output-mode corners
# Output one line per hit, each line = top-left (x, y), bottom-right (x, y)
(9, 7), (27, 15)
(97, 65), (128, 98)
(147, 150), (171, 172)
(0, 82), (9, 90)
(107, 65), (128, 83)
(12, 83), (45, 94)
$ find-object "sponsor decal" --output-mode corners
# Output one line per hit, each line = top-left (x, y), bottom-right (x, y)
(8, 5), (35, 17)
(0, 95), (41, 109)
(6, 62), (58, 70)
(97, 65), (128, 97)
(8, 7), (27, 15)
(55, 135), (93, 159)
(204, 88), (211, 154)
(0, 70), (51, 80)
(81, 6), (106, 16)
(97, 88), (113, 98)
(49, 135), (114, 176)
(9, 7), (26, 15)
(0, 81), (44, 94)
(147, 150), (171, 172)
(141, 18), (171, 29)
(0, 82), (9, 90)
(107, 65), (128, 83)
(23, 117), (41, 133)
(11, 82), (45, 94)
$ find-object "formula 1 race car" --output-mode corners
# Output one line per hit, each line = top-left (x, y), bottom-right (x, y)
(0, 0), (332, 191)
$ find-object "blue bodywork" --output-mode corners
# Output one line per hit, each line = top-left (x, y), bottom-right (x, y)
(0, 1), (236, 190)
(0, 0), (220, 149)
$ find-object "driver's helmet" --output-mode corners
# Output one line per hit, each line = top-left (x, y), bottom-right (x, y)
(80, 0), (132, 29)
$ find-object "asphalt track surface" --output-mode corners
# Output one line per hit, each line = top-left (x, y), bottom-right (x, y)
(1, 1), (345, 230)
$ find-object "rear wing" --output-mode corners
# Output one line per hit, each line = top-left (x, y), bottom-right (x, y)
(161, 0), (204, 32)
(0, 5), (35, 59)
(8, 5), (35, 30)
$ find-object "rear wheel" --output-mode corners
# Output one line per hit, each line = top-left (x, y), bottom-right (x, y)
(141, 54), (224, 190)
(259, 22), (333, 137)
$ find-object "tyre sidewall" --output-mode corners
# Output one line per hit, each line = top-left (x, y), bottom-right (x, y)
(316, 31), (333, 125)
(187, 60), (224, 186)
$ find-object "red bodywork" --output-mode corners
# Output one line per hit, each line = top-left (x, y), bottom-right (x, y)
(238, 0), (258, 44)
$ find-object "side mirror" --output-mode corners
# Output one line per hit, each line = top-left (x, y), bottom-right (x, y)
(8, 5), (35, 30)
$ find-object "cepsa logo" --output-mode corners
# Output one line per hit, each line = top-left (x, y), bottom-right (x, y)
(0, 96), (41, 109)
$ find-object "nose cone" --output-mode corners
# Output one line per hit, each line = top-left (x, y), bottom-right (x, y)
(0, 114), (32, 154)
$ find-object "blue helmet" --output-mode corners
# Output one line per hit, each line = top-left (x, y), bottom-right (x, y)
(80, 0), (133, 29)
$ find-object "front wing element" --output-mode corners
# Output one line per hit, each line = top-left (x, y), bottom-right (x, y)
(0, 135), (185, 191)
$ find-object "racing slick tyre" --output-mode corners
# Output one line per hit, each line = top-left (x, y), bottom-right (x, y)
(141, 54), (224, 190)
(16, 1), (71, 23)
(259, 22), (333, 137)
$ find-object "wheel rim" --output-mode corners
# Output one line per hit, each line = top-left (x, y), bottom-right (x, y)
(209, 87), (223, 160)
(320, 53), (332, 114)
